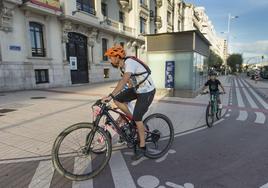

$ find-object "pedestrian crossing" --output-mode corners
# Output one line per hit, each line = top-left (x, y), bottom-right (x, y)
(225, 77), (268, 125)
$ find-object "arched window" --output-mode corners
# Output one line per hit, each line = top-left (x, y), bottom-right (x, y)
(29, 22), (45, 57)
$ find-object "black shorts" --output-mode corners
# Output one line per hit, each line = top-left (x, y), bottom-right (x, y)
(114, 88), (156, 121)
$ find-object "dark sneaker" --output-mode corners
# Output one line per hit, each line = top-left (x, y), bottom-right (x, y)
(131, 146), (146, 161)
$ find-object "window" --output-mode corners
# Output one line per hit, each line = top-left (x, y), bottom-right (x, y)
(76, 0), (96, 15)
(35, 69), (49, 84)
(167, 11), (172, 25)
(140, 0), (147, 6)
(30, 22), (45, 57)
(178, 20), (181, 31)
(102, 38), (108, 61)
(119, 11), (124, 23)
(140, 17), (146, 34)
(101, 2), (107, 16)
(104, 68), (110, 78)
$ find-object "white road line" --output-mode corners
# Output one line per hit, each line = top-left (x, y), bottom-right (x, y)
(109, 151), (136, 188)
(237, 111), (248, 121)
(0, 155), (52, 164)
(28, 160), (54, 188)
(255, 112), (266, 124)
(235, 81), (245, 108)
(239, 79), (266, 124)
(241, 79), (268, 109)
(72, 157), (93, 188)
(234, 79), (238, 87)
(260, 182), (268, 188)
(238, 79), (258, 108)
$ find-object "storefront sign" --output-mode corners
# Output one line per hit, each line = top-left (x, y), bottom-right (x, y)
(9, 45), (21, 51)
(165, 61), (175, 88)
(69, 56), (77, 70)
(29, 0), (61, 11)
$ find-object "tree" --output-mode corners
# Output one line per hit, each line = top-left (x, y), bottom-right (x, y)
(227, 53), (243, 73)
(208, 50), (223, 71)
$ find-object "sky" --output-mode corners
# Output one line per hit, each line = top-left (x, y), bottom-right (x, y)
(186, 0), (268, 62)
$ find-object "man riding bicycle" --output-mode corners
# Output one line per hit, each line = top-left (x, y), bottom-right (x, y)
(102, 45), (156, 160)
(201, 71), (226, 109)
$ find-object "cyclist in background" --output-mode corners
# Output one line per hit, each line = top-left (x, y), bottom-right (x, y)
(201, 71), (226, 109)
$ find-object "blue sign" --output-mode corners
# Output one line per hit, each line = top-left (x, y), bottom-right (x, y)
(165, 61), (175, 88)
(9, 45), (21, 51)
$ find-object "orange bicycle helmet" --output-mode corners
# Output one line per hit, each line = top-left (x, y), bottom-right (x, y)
(104, 45), (126, 59)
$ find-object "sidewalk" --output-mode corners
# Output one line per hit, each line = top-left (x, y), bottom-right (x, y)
(243, 75), (268, 100)
(0, 76), (230, 161)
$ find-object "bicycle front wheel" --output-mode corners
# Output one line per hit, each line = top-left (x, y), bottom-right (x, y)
(143, 113), (174, 159)
(206, 104), (214, 127)
(52, 122), (112, 181)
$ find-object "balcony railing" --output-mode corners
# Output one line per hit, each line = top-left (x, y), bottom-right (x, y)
(22, 0), (61, 11)
(76, 2), (96, 16)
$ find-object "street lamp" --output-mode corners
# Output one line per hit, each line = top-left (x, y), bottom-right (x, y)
(225, 13), (239, 75)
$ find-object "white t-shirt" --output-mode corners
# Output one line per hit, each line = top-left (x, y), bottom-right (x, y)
(124, 58), (155, 94)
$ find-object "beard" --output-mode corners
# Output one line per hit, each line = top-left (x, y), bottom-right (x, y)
(111, 63), (119, 68)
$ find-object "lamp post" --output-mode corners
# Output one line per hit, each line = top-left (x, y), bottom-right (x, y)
(225, 13), (239, 75)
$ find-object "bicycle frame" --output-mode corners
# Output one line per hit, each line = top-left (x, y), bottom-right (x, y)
(85, 101), (136, 152)
(209, 94), (218, 114)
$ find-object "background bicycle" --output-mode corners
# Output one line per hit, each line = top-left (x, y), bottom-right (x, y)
(202, 91), (225, 127)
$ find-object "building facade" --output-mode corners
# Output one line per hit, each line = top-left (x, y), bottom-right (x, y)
(0, 0), (226, 92)
(0, 0), (158, 91)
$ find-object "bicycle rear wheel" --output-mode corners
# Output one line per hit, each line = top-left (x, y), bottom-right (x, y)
(143, 113), (174, 159)
(52, 122), (112, 181)
(206, 104), (214, 127)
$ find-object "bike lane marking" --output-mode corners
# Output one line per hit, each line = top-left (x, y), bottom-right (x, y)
(28, 160), (54, 188)
(242, 79), (268, 109)
(72, 157), (93, 188)
(260, 182), (268, 188)
(109, 151), (136, 188)
(255, 112), (266, 124)
(238, 79), (266, 124)
(235, 79), (248, 121)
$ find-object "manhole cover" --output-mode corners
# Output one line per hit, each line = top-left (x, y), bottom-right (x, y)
(0, 109), (16, 113)
(31, 97), (46, 99)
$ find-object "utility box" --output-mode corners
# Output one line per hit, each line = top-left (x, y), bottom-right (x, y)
(145, 30), (211, 97)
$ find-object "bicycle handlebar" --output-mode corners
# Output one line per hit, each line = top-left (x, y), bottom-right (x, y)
(201, 91), (225, 95)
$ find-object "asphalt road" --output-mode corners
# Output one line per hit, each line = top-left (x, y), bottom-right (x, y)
(1, 76), (268, 188)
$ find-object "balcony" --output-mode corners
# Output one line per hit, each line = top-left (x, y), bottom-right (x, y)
(76, 1), (96, 16)
(118, 0), (132, 11)
(140, 0), (148, 10)
(155, 16), (162, 29)
(22, 0), (62, 15)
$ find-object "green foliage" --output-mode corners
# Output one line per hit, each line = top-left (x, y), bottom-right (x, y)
(227, 53), (243, 73)
(208, 50), (223, 71)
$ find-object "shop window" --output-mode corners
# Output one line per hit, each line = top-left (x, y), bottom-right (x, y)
(29, 22), (45, 57)
(35, 69), (49, 84)
(104, 68), (110, 78)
